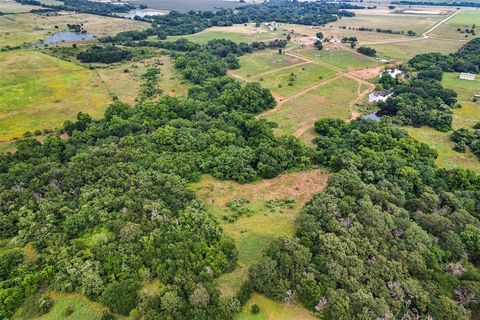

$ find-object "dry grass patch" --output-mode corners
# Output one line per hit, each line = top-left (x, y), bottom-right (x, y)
(191, 170), (329, 296)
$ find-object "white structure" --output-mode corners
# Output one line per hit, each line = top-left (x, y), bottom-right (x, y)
(369, 90), (393, 102)
(383, 68), (404, 78)
(459, 73), (476, 81)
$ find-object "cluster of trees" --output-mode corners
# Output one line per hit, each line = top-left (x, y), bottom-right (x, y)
(451, 123), (480, 158)
(377, 70), (457, 131)
(76, 45), (133, 64)
(339, 25), (416, 36)
(0, 47), (315, 317)
(137, 67), (162, 103)
(357, 46), (376, 56)
(250, 118), (480, 319)
(409, 38), (480, 73)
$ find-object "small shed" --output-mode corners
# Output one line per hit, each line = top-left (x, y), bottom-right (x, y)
(369, 90), (393, 102)
(459, 73), (476, 81)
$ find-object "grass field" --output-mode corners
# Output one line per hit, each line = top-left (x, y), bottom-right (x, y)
(0, 0), (40, 13)
(0, 13), (149, 48)
(0, 50), (111, 141)
(257, 63), (337, 97)
(264, 76), (358, 139)
(238, 293), (316, 320)
(97, 55), (189, 104)
(370, 38), (463, 61)
(236, 49), (304, 78)
(191, 170), (329, 297)
(430, 10), (480, 40)
(326, 13), (443, 35)
(297, 47), (381, 71)
(405, 73), (480, 171)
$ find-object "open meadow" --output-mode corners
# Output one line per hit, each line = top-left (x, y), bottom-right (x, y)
(256, 63), (337, 97)
(166, 24), (286, 44)
(296, 47), (381, 71)
(264, 76), (359, 140)
(190, 170), (329, 297)
(235, 49), (305, 78)
(0, 0), (41, 13)
(404, 73), (480, 171)
(0, 50), (111, 141)
(430, 10), (480, 40)
(238, 293), (317, 320)
(0, 12), (149, 48)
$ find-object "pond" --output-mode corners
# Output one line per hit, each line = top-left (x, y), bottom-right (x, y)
(42, 32), (95, 45)
(362, 113), (381, 121)
(124, 9), (168, 19)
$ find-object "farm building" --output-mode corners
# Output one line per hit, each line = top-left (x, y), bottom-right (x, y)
(474, 91), (480, 100)
(459, 73), (476, 81)
(383, 68), (405, 78)
(369, 90), (393, 102)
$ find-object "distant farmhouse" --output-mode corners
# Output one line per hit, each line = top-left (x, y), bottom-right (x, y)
(383, 68), (405, 78)
(459, 73), (476, 81)
(369, 90), (393, 102)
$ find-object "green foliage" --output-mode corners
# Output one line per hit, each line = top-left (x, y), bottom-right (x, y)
(251, 303), (260, 314)
(357, 46), (376, 57)
(101, 280), (141, 315)
(77, 45), (133, 64)
(250, 119), (480, 319)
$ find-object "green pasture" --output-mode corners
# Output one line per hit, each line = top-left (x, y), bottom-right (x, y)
(236, 49), (304, 78)
(259, 63), (337, 97)
(430, 11), (480, 40)
(166, 30), (283, 45)
(0, 50), (111, 141)
(0, 0), (40, 13)
(298, 47), (381, 71)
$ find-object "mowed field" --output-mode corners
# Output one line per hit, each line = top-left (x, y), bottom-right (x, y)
(0, 50), (111, 141)
(406, 73), (480, 171)
(166, 24), (287, 44)
(370, 38), (463, 61)
(430, 10), (480, 40)
(297, 47), (381, 71)
(191, 170), (329, 297)
(236, 49), (305, 78)
(264, 76), (360, 141)
(0, 13), (149, 48)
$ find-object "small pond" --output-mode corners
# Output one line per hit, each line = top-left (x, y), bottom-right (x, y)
(362, 113), (381, 121)
(42, 32), (95, 45)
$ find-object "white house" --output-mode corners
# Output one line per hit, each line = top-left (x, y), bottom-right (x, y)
(459, 73), (476, 81)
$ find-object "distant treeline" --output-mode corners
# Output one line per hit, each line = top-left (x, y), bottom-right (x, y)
(393, 1), (480, 7)
(14, 0), (135, 15)
(339, 25), (417, 36)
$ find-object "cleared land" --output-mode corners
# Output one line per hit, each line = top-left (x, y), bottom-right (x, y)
(166, 26), (286, 44)
(0, 13), (149, 48)
(0, 50), (111, 141)
(430, 10), (480, 40)
(297, 47), (381, 71)
(257, 63), (337, 97)
(236, 49), (305, 78)
(264, 76), (359, 140)
(0, 0), (41, 13)
(370, 38), (463, 61)
(238, 293), (317, 320)
(406, 73), (480, 171)
(191, 170), (329, 297)
(97, 55), (189, 104)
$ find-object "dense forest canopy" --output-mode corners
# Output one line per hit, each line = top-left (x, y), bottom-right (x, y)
(250, 118), (480, 319)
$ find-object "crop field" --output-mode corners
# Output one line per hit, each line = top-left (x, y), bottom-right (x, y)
(0, 13), (149, 48)
(264, 76), (359, 140)
(430, 10), (480, 40)
(405, 73), (480, 171)
(297, 47), (381, 71)
(370, 38), (463, 61)
(257, 63), (337, 97)
(0, 50), (111, 141)
(238, 293), (316, 320)
(97, 55), (189, 104)
(326, 13), (444, 35)
(235, 49), (305, 78)
(191, 170), (329, 297)
(0, 0), (40, 13)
